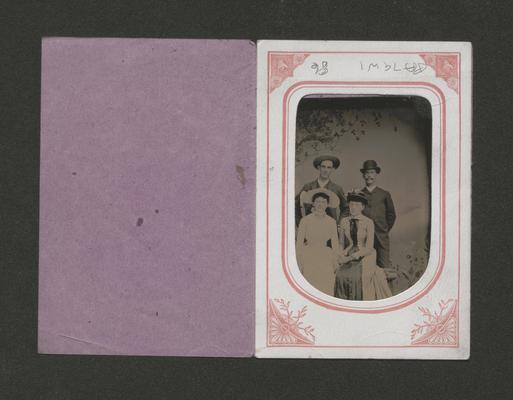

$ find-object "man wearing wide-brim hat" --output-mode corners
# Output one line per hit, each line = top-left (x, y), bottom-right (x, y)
(359, 160), (396, 269)
(295, 154), (349, 226)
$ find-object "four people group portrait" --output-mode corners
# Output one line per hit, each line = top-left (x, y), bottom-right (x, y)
(295, 155), (396, 301)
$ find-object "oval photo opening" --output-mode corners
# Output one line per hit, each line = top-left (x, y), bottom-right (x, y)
(294, 95), (432, 301)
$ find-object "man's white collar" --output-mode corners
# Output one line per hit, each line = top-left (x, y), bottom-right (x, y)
(318, 178), (329, 187)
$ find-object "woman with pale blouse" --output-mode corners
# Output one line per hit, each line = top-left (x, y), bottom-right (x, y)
(335, 191), (392, 300)
(296, 191), (340, 296)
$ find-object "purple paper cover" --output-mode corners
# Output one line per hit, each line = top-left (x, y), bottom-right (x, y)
(38, 38), (256, 356)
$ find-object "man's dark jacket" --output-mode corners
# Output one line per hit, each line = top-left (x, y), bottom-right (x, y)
(361, 186), (396, 248)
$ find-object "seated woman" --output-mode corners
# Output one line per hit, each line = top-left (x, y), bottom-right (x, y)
(296, 191), (340, 296)
(335, 191), (392, 301)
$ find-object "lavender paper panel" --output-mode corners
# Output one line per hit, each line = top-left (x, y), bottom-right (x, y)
(39, 38), (256, 356)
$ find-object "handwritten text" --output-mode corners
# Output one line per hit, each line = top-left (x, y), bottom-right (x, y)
(360, 61), (427, 75)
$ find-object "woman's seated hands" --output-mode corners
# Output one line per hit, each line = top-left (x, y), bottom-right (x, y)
(336, 254), (353, 266)
(336, 252), (362, 268)
(334, 248), (360, 272)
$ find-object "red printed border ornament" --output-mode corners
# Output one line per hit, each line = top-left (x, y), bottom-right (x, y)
(268, 299), (315, 345)
(411, 299), (458, 346)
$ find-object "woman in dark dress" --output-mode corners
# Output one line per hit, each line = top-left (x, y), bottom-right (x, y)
(334, 191), (392, 300)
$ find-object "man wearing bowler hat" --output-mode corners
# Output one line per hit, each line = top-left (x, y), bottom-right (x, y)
(295, 154), (349, 226)
(360, 160), (396, 269)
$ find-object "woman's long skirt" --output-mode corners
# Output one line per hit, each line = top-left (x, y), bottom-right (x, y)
(334, 248), (363, 300)
(300, 245), (336, 296)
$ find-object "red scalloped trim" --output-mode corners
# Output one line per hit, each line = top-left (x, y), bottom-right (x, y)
(420, 54), (459, 93)
(269, 53), (310, 93)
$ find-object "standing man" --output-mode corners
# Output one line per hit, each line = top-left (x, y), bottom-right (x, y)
(360, 160), (396, 269)
(295, 155), (349, 226)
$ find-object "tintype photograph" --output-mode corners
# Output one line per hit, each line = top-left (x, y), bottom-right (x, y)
(295, 95), (431, 300)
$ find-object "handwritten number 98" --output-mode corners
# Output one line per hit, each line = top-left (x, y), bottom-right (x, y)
(311, 61), (328, 76)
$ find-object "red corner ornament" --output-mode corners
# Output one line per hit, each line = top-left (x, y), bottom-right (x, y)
(411, 299), (458, 346)
(269, 53), (310, 93)
(420, 54), (459, 93)
(268, 299), (315, 345)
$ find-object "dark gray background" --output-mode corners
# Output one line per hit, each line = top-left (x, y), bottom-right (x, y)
(1, 0), (512, 398)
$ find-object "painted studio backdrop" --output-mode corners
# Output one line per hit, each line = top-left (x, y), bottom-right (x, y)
(294, 95), (432, 296)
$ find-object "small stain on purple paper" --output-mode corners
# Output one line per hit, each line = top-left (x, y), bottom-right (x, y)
(236, 165), (246, 187)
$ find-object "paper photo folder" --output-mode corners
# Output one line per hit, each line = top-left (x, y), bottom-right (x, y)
(39, 38), (471, 358)
(39, 38), (256, 356)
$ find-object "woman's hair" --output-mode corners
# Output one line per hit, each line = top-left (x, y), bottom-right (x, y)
(312, 192), (330, 204)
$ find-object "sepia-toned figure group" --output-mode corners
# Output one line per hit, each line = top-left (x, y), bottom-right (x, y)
(295, 155), (396, 300)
